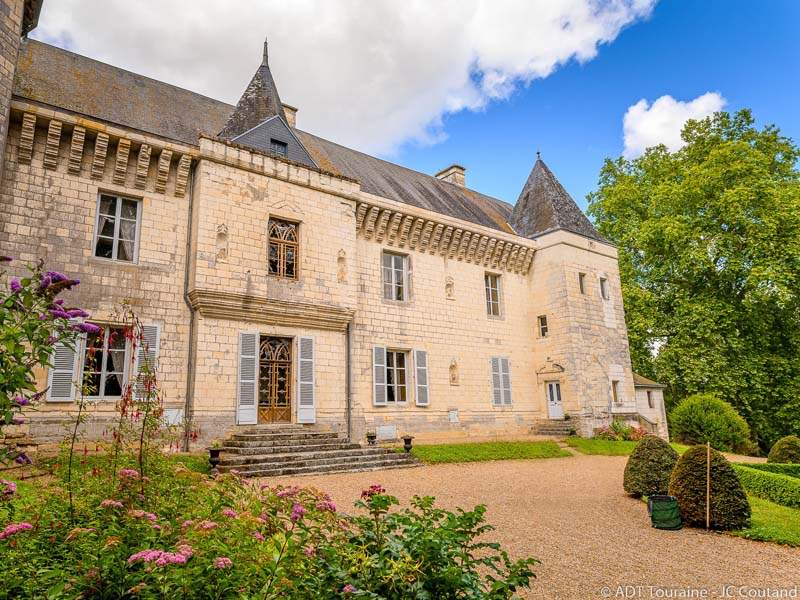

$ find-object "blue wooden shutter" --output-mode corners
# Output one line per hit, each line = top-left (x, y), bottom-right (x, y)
(237, 332), (258, 425)
(296, 336), (316, 423)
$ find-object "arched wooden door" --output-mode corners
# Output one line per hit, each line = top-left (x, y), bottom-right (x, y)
(258, 337), (292, 423)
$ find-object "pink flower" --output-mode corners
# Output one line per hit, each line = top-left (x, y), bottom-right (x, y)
(252, 531), (265, 542)
(214, 557), (233, 569)
(361, 484), (386, 499)
(0, 479), (17, 497)
(221, 509), (237, 518)
(303, 547), (316, 556)
(180, 520), (194, 528)
(194, 520), (218, 531)
(290, 504), (307, 522)
(100, 499), (124, 509)
(343, 584), (356, 594)
(119, 469), (139, 478)
(316, 500), (336, 512)
(0, 522), (33, 539)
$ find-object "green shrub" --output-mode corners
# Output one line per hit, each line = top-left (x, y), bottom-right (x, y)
(668, 394), (753, 454)
(623, 435), (679, 497)
(767, 435), (800, 464)
(733, 465), (800, 508)
(668, 445), (750, 530)
(734, 462), (800, 479)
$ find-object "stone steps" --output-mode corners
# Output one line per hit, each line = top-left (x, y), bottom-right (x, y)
(217, 427), (419, 478)
(531, 420), (574, 436)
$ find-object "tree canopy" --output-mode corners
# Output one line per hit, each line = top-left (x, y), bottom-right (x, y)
(588, 110), (800, 450)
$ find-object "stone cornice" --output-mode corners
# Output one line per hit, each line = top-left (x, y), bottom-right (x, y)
(355, 200), (536, 274)
(188, 289), (354, 332)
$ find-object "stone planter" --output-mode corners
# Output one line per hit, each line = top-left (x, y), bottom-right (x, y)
(402, 435), (414, 453)
(366, 433), (377, 446)
(208, 447), (222, 473)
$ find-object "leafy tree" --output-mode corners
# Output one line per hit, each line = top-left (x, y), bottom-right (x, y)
(588, 110), (800, 451)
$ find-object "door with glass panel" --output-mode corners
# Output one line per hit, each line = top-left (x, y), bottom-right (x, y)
(546, 381), (563, 419)
(258, 337), (292, 423)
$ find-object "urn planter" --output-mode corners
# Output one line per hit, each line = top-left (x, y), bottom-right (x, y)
(366, 432), (377, 446)
(208, 447), (222, 473)
(402, 435), (414, 453)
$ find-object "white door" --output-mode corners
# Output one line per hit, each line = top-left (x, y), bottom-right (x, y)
(546, 381), (563, 419)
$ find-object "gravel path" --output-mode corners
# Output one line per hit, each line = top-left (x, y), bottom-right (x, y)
(271, 453), (799, 599)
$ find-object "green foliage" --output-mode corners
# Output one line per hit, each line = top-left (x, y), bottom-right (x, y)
(593, 418), (646, 441)
(668, 445), (750, 530)
(623, 435), (680, 497)
(731, 496), (800, 547)
(668, 394), (754, 453)
(566, 437), (688, 456)
(735, 462), (800, 479)
(409, 441), (570, 463)
(0, 260), (85, 464)
(587, 109), (800, 451)
(767, 435), (800, 464)
(732, 465), (800, 508)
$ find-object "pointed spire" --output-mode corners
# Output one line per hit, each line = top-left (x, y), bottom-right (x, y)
(219, 37), (287, 139)
(508, 155), (603, 241)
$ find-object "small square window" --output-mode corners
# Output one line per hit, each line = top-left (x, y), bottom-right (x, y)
(94, 194), (141, 263)
(578, 273), (586, 294)
(485, 273), (502, 317)
(382, 252), (408, 301)
(600, 277), (609, 300)
(538, 315), (549, 337)
(270, 139), (288, 157)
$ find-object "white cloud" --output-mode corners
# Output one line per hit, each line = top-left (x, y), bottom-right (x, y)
(622, 92), (727, 158)
(32, 0), (655, 155)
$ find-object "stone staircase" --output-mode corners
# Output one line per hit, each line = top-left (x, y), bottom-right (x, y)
(217, 426), (418, 478)
(531, 419), (575, 437)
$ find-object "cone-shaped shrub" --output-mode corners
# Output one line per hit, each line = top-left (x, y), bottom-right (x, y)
(767, 435), (800, 464)
(668, 445), (750, 530)
(623, 435), (679, 497)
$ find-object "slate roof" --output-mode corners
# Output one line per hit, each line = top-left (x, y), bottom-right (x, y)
(509, 156), (604, 241)
(12, 39), (599, 240)
(218, 41), (288, 139)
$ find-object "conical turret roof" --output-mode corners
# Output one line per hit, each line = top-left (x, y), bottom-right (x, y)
(219, 39), (287, 139)
(508, 155), (603, 241)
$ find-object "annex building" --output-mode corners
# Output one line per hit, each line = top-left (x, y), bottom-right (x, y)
(0, 1), (668, 449)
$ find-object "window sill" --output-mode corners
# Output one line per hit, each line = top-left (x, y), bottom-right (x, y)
(89, 256), (139, 268)
(381, 298), (411, 307)
(486, 314), (505, 321)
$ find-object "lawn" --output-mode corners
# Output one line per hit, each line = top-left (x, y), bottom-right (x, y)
(407, 441), (571, 463)
(40, 451), (210, 475)
(566, 438), (690, 456)
(731, 496), (800, 547)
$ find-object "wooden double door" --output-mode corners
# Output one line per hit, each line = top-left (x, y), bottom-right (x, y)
(258, 337), (292, 423)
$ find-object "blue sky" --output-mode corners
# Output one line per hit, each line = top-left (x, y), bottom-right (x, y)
(390, 0), (800, 210)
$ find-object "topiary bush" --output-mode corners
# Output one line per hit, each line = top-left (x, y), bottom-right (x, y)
(623, 435), (679, 497)
(735, 462), (800, 479)
(767, 435), (800, 464)
(668, 445), (750, 530)
(668, 394), (753, 454)
(732, 465), (800, 508)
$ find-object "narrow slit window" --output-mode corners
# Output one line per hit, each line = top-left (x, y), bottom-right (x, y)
(485, 273), (501, 317)
(268, 218), (298, 279)
(538, 315), (549, 337)
(600, 277), (609, 300)
(612, 380), (620, 404)
(579, 272), (586, 294)
(647, 390), (654, 408)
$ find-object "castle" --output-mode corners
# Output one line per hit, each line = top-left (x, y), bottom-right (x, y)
(0, 0), (667, 450)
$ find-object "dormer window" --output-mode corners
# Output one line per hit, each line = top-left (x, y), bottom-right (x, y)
(270, 139), (288, 158)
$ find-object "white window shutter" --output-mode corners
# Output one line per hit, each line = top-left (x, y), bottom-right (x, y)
(297, 336), (316, 423)
(490, 357), (502, 406)
(133, 324), (161, 400)
(501, 357), (513, 405)
(414, 349), (429, 406)
(47, 331), (82, 402)
(237, 332), (258, 425)
(373, 346), (387, 406)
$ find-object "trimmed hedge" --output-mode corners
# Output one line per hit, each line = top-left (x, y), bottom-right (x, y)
(668, 394), (753, 454)
(767, 435), (800, 464)
(623, 435), (679, 497)
(734, 463), (800, 479)
(733, 465), (800, 508)
(668, 445), (750, 530)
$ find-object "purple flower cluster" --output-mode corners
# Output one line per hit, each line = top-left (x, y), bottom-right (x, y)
(361, 484), (386, 499)
(0, 522), (32, 539)
(252, 531), (266, 542)
(0, 479), (17, 498)
(221, 509), (237, 518)
(343, 584), (357, 594)
(214, 557), (233, 570)
(275, 485), (301, 498)
(119, 469), (140, 478)
(128, 544), (193, 567)
(9, 279), (21, 292)
(194, 519), (218, 531)
(316, 499), (336, 512)
(100, 499), (124, 509)
(128, 510), (158, 522)
(73, 322), (101, 334)
(290, 503), (307, 522)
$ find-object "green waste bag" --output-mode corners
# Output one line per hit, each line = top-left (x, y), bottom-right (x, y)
(647, 495), (682, 530)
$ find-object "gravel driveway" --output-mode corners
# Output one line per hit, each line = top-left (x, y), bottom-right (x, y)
(272, 453), (799, 599)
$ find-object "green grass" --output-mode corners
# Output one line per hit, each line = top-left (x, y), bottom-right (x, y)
(566, 438), (689, 456)
(730, 496), (800, 547)
(39, 452), (210, 475)
(407, 441), (571, 464)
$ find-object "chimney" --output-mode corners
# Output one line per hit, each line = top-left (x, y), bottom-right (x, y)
(282, 103), (298, 128)
(435, 164), (466, 187)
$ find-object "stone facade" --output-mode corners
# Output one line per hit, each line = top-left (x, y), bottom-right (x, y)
(0, 29), (668, 448)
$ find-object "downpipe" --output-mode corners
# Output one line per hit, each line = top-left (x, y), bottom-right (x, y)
(181, 163), (197, 451)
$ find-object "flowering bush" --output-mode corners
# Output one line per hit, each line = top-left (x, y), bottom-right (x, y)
(0, 258), (85, 464)
(0, 451), (538, 598)
(593, 419), (646, 441)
